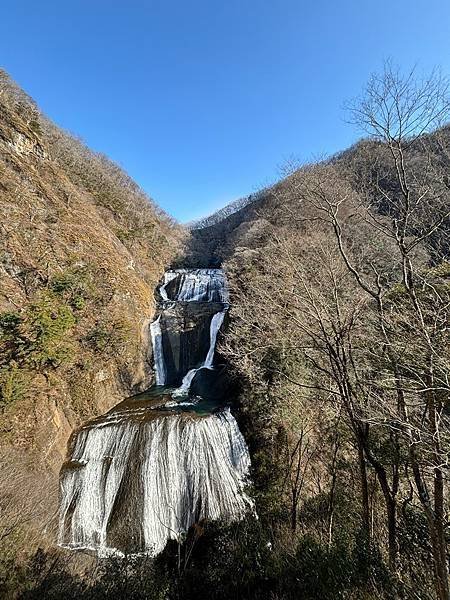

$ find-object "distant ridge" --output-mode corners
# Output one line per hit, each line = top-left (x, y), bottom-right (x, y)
(187, 188), (268, 230)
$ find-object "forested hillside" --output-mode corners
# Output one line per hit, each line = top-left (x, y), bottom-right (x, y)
(213, 67), (450, 599)
(0, 71), (182, 574)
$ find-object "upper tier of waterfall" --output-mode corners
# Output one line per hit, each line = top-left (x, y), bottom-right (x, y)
(159, 269), (229, 303)
(151, 269), (229, 388)
(58, 268), (252, 558)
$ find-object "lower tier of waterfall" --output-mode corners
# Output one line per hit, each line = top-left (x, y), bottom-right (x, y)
(59, 404), (252, 557)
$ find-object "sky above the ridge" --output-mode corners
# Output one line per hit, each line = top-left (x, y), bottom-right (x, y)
(1, 1), (449, 222)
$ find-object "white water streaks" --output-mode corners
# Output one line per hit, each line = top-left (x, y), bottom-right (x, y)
(149, 315), (165, 386)
(158, 271), (179, 302)
(59, 409), (252, 557)
(151, 269), (228, 389)
(205, 309), (226, 366)
(160, 269), (229, 304)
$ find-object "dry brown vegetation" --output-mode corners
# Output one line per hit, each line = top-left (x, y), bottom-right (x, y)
(0, 70), (183, 572)
(213, 64), (450, 599)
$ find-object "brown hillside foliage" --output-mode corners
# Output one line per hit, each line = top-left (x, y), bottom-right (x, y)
(215, 65), (450, 599)
(0, 71), (183, 565)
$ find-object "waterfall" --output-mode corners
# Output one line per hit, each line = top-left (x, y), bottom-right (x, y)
(59, 409), (252, 557)
(58, 268), (252, 558)
(149, 315), (165, 385)
(159, 268), (229, 303)
(150, 268), (229, 388)
(159, 271), (178, 302)
(173, 308), (227, 397)
(205, 309), (226, 366)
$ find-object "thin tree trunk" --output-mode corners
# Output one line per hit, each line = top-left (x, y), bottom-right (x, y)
(357, 442), (371, 540)
(367, 459), (398, 570)
(429, 512), (449, 600)
(327, 432), (340, 547)
(410, 449), (449, 600)
(426, 377), (449, 600)
(386, 497), (397, 571)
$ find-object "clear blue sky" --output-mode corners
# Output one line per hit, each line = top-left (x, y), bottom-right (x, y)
(1, 1), (449, 222)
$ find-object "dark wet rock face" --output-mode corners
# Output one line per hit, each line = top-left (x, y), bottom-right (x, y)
(159, 301), (226, 385)
(189, 365), (232, 402)
(58, 269), (252, 557)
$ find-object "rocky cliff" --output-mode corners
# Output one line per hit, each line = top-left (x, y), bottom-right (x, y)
(0, 72), (183, 556)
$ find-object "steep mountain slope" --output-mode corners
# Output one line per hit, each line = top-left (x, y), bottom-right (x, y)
(0, 72), (183, 558)
(191, 125), (450, 598)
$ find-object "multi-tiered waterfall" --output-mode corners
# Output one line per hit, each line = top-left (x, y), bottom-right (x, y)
(58, 268), (252, 557)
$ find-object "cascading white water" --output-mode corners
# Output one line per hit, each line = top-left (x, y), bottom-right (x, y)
(205, 310), (226, 366)
(151, 268), (229, 389)
(59, 409), (252, 557)
(160, 268), (229, 303)
(159, 271), (179, 302)
(59, 268), (252, 558)
(149, 315), (165, 385)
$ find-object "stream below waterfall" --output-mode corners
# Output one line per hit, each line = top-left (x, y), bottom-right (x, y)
(58, 268), (252, 557)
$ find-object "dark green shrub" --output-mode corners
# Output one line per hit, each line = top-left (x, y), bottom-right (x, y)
(27, 292), (76, 370)
(0, 364), (30, 408)
(50, 266), (96, 310)
(83, 317), (132, 359)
